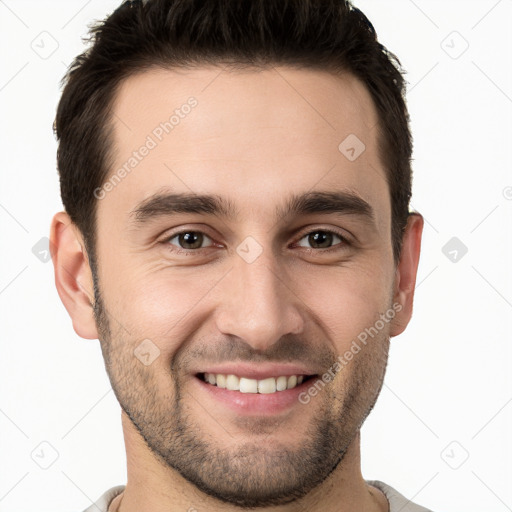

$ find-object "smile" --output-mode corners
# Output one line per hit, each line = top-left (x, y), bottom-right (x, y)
(199, 372), (315, 394)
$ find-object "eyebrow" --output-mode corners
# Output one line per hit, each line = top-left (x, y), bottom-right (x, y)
(128, 189), (375, 227)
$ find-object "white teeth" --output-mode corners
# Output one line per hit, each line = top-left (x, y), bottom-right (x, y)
(287, 375), (297, 388)
(226, 374), (240, 391)
(258, 377), (276, 394)
(276, 375), (288, 391)
(240, 377), (258, 393)
(216, 374), (227, 388)
(202, 373), (308, 393)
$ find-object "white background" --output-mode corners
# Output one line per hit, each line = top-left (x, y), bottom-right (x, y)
(0, 1), (511, 511)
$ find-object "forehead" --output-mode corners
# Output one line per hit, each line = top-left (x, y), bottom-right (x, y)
(102, 65), (389, 226)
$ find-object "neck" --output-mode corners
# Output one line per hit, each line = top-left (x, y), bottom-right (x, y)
(115, 411), (388, 512)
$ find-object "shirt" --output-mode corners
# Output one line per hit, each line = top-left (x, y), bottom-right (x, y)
(82, 480), (434, 511)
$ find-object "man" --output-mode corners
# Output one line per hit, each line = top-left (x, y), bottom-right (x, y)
(50, 0), (430, 510)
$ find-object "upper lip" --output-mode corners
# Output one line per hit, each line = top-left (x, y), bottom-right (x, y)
(196, 363), (318, 380)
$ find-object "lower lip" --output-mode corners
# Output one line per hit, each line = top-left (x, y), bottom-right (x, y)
(192, 375), (315, 415)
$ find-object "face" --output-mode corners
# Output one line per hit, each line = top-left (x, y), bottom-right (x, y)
(63, 66), (419, 507)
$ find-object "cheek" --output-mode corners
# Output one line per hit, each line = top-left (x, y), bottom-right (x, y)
(100, 245), (394, 354)
(101, 263), (226, 343)
(295, 264), (393, 348)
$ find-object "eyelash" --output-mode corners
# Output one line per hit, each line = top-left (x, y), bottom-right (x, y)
(161, 228), (351, 255)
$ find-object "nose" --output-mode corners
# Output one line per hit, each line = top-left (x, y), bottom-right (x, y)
(214, 249), (305, 352)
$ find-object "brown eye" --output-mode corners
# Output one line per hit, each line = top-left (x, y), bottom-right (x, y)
(296, 230), (345, 250)
(167, 231), (213, 250)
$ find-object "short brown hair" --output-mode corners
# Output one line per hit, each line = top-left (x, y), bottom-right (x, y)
(54, 0), (413, 269)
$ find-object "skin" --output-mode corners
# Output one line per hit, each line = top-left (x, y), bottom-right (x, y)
(50, 66), (423, 512)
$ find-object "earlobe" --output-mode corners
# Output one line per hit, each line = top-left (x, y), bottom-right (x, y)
(390, 213), (424, 337)
(50, 211), (99, 340)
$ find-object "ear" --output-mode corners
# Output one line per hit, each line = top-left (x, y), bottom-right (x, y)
(389, 213), (424, 337)
(50, 211), (99, 340)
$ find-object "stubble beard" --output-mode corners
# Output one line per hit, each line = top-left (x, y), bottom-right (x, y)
(91, 276), (390, 508)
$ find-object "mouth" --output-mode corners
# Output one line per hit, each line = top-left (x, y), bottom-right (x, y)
(191, 372), (318, 417)
(196, 372), (317, 394)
